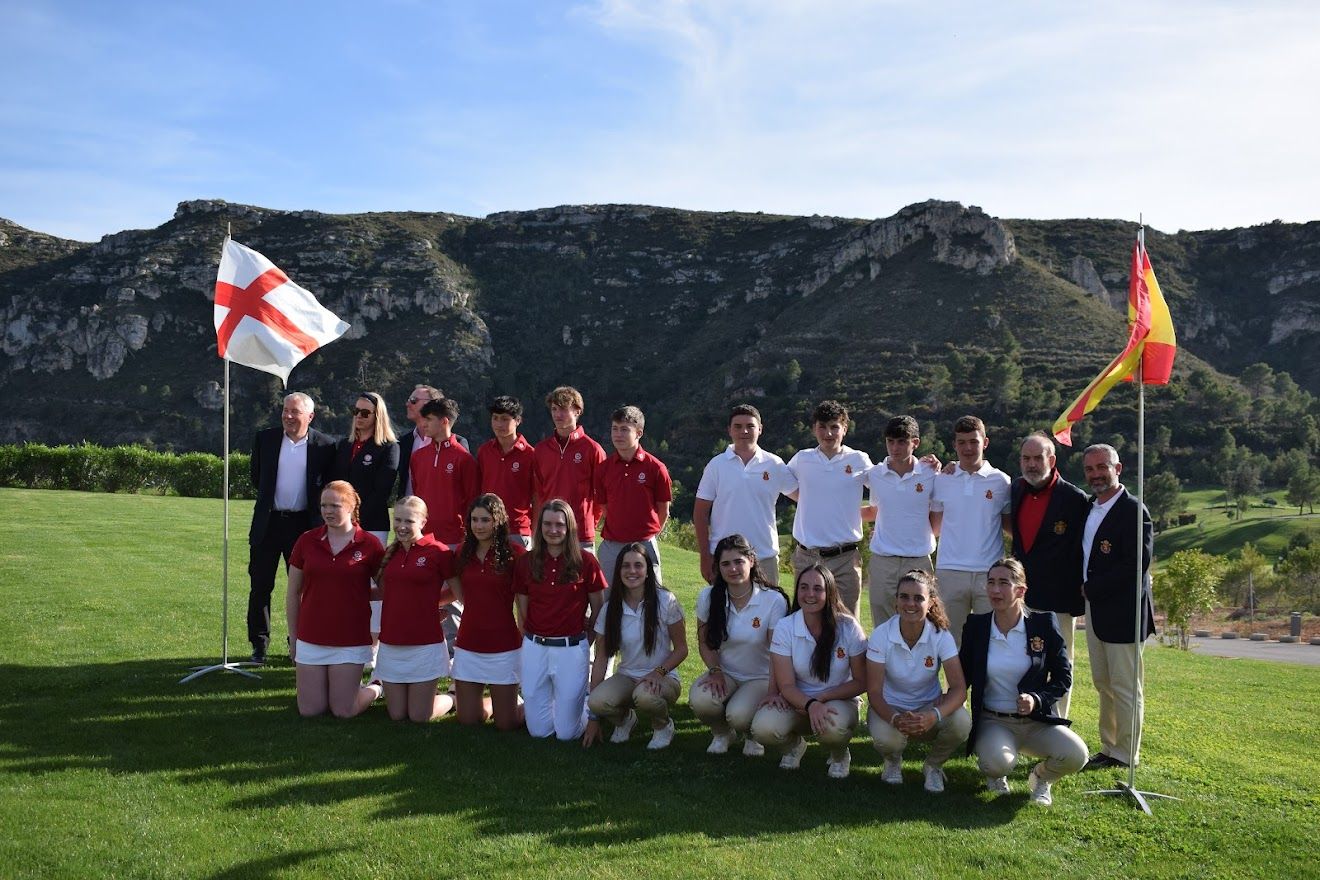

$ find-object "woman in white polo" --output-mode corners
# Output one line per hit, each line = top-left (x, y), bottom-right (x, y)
(750, 563), (867, 778)
(689, 534), (790, 756)
(582, 544), (688, 749)
(866, 569), (971, 793)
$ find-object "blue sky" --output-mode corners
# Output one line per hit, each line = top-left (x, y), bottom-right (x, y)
(3, 0), (1317, 241)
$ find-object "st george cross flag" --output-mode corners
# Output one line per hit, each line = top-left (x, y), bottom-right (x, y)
(1052, 236), (1177, 445)
(213, 238), (349, 385)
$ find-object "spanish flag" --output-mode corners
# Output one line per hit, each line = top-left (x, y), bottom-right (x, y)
(1052, 237), (1176, 445)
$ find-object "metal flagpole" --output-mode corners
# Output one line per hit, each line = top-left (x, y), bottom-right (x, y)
(1086, 219), (1178, 812)
(181, 228), (261, 683)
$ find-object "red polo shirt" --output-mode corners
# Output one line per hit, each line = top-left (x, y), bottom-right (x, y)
(289, 526), (385, 647)
(379, 534), (456, 646)
(594, 446), (673, 542)
(533, 427), (607, 541)
(410, 437), (478, 545)
(1016, 470), (1058, 554)
(514, 551), (606, 637)
(455, 542), (527, 653)
(477, 435), (536, 536)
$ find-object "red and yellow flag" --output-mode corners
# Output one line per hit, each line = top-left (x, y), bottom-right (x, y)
(1052, 237), (1177, 445)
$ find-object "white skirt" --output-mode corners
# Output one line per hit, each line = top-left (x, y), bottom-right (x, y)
(376, 641), (451, 683)
(295, 640), (373, 666)
(451, 646), (521, 685)
(369, 599), (383, 633)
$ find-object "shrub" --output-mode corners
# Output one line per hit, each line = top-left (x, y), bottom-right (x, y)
(0, 443), (255, 499)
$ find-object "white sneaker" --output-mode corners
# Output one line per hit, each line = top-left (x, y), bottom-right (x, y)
(827, 748), (852, 779)
(778, 736), (807, 770)
(647, 718), (675, 750)
(881, 756), (903, 785)
(986, 775), (1010, 795)
(923, 764), (946, 793)
(707, 732), (733, 755)
(610, 710), (637, 744)
(742, 738), (765, 758)
(1028, 766), (1053, 806)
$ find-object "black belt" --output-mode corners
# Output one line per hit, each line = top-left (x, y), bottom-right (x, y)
(273, 509), (308, 518)
(811, 542), (858, 558)
(525, 633), (586, 647)
(984, 708), (1024, 719)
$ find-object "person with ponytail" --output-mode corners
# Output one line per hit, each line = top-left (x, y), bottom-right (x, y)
(446, 493), (526, 730)
(865, 570), (971, 793)
(286, 480), (386, 718)
(750, 563), (867, 778)
(582, 545), (687, 749)
(688, 534), (790, 756)
(374, 495), (457, 722)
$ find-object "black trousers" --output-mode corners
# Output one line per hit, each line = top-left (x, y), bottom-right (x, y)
(247, 510), (310, 653)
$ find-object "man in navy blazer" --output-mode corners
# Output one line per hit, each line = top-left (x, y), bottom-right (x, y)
(1011, 431), (1091, 717)
(1080, 443), (1155, 770)
(247, 392), (337, 663)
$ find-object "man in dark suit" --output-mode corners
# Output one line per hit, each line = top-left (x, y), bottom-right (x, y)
(248, 392), (337, 663)
(1011, 431), (1091, 717)
(1080, 443), (1155, 770)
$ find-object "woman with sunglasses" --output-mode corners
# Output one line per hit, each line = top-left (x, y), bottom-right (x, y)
(332, 391), (400, 662)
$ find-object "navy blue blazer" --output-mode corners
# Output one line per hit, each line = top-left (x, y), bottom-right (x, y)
(959, 610), (1073, 756)
(248, 426), (337, 544)
(1011, 471), (1090, 616)
(332, 437), (400, 532)
(1083, 487), (1155, 644)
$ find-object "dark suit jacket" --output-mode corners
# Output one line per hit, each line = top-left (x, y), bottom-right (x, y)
(332, 437), (400, 532)
(959, 610), (1073, 756)
(396, 427), (469, 499)
(1011, 471), (1090, 615)
(249, 426), (337, 544)
(1083, 487), (1155, 644)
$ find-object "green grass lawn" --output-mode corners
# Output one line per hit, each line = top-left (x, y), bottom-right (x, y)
(1, 488), (1317, 879)
(1155, 487), (1320, 564)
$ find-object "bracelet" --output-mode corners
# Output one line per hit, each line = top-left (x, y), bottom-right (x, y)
(654, 666), (668, 676)
(931, 705), (943, 724)
(805, 697), (818, 711)
(890, 711), (900, 726)
(707, 665), (722, 675)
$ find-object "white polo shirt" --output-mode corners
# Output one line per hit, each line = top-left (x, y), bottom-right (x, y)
(930, 461), (1011, 572)
(866, 617), (958, 711)
(1082, 488), (1123, 580)
(695, 445), (794, 559)
(866, 458), (938, 557)
(785, 445), (874, 548)
(770, 610), (867, 697)
(594, 589), (684, 680)
(984, 613), (1030, 713)
(274, 433), (309, 512)
(695, 585), (790, 682)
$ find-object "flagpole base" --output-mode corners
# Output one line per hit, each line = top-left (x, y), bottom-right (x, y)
(1083, 781), (1180, 816)
(178, 660), (263, 685)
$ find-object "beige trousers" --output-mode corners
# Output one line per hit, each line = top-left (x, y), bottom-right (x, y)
(688, 674), (769, 736)
(1085, 609), (1144, 765)
(867, 704), (972, 767)
(867, 554), (934, 628)
(756, 553), (781, 587)
(793, 545), (862, 619)
(974, 713), (1089, 782)
(750, 698), (859, 760)
(935, 569), (991, 648)
(588, 672), (680, 726)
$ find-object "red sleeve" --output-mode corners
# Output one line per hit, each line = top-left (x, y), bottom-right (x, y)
(654, 459), (673, 503)
(512, 555), (531, 595)
(462, 452), (479, 509)
(289, 532), (311, 569)
(438, 546), (457, 581)
(583, 553), (607, 593)
(592, 457), (608, 506)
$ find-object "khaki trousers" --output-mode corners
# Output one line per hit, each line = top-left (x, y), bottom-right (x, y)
(587, 671), (680, 726)
(935, 569), (990, 648)
(756, 553), (781, 588)
(866, 704), (971, 767)
(792, 545), (862, 619)
(688, 674), (769, 736)
(1085, 607), (1144, 765)
(867, 554), (934, 628)
(750, 698), (859, 760)
(975, 713), (1089, 782)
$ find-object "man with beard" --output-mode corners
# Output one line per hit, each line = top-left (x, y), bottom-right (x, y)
(1010, 431), (1090, 717)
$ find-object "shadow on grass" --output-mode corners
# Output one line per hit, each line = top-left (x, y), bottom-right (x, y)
(0, 659), (1032, 844)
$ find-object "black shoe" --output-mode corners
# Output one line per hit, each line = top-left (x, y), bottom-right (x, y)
(249, 650), (267, 665)
(1084, 753), (1119, 770)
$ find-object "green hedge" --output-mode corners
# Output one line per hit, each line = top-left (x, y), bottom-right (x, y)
(0, 443), (254, 498)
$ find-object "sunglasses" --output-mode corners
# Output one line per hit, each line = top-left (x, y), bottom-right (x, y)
(407, 396), (430, 405)
(352, 408), (375, 418)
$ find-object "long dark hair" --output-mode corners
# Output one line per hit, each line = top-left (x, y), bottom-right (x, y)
(457, 493), (513, 573)
(704, 534), (788, 652)
(601, 543), (665, 657)
(530, 498), (582, 583)
(791, 563), (846, 682)
(896, 569), (950, 631)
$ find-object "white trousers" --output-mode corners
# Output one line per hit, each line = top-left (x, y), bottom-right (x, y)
(520, 638), (590, 740)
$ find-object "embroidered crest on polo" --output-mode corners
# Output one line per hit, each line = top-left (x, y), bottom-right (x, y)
(352, 550), (363, 561)
(844, 464), (853, 474)
(752, 616), (761, 629)
(762, 471), (770, 481)
(835, 646), (845, 659)
(511, 461), (521, 472)
(1100, 539), (1113, 554)
(1029, 636), (1045, 653)
(924, 655), (935, 668)
(637, 472), (647, 484)
(574, 452), (583, 463)
(985, 489), (994, 500)
(1053, 520), (1067, 534)
(915, 482), (924, 492)
(363, 454), (373, 465)
(445, 462), (454, 473)
(416, 557), (427, 567)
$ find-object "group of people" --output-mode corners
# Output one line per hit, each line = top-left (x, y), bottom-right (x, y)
(248, 386), (1155, 804)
